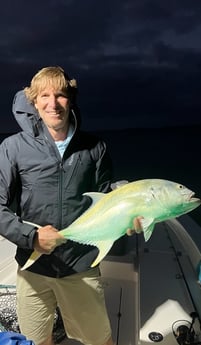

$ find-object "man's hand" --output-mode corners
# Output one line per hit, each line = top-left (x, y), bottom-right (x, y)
(33, 225), (66, 254)
(126, 216), (144, 236)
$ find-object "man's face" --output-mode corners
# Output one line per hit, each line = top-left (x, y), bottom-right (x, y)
(34, 87), (70, 131)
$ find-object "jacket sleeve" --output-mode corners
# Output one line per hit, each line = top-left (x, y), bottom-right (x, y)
(91, 139), (113, 193)
(0, 139), (37, 248)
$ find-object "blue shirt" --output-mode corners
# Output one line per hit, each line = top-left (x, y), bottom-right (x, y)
(55, 124), (74, 157)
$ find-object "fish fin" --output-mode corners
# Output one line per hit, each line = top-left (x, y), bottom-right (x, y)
(140, 217), (155, 242)
(20, 250), (42, 270)
(83, 192), (105, 207)
(91, 240), (114, 267)
(110, 180), (129, 190)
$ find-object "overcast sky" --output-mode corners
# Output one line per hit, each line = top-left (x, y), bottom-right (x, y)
(1, 0), (201, 132)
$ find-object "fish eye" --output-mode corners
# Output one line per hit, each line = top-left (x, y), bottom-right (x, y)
(178, 184), (184, 189)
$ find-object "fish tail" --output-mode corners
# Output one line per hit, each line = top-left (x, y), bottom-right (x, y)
(20, 250), (42, 270)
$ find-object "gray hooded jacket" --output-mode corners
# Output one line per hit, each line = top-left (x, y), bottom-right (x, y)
(0, 91), (113, 277)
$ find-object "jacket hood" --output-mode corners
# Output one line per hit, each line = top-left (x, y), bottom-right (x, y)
(12, 90), (80, 136)
(12, 90), (41, 136)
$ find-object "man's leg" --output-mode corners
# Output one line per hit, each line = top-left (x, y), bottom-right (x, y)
(16, 269), (56, 345)
(54, 267), (113, 345)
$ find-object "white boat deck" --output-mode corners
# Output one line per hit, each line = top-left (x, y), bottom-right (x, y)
(0, 236), (17, 286)
(138, 219), (201, 345)
(1, 215), (201, 344)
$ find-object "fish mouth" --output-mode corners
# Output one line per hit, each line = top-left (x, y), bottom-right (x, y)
(188, 192), (201, 203)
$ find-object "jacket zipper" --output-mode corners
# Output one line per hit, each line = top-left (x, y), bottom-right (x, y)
(43, 134), (64, 230)
(58, 161), (64, 229)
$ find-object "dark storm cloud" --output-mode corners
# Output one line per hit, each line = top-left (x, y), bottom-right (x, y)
(1, 0), (201, 131)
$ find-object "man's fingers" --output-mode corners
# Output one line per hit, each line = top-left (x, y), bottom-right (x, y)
(133, 217), (143, 232)
(126, 229), (136, 236)
(56, 236), (67, 246)
(126, 216), (144, 236)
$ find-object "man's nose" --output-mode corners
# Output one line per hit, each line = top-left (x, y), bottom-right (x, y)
(49, 95), (58, 107)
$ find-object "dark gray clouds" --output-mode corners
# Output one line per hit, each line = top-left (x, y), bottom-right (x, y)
(1, 0), (201, 132)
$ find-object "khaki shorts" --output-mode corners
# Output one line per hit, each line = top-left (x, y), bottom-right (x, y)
(16, 267), (112, 345)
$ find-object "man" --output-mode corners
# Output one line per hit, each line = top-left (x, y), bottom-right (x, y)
(0, 67), (142, 345)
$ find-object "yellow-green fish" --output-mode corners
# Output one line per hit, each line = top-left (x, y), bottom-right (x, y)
(22, 179), (201, 270)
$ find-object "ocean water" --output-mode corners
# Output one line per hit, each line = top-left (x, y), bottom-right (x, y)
(1, 126), (201, 226)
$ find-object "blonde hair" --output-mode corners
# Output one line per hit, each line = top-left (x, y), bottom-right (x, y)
(24, 66), (77, 103)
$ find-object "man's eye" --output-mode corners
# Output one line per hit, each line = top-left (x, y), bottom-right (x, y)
(58, 93), (67, 98)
